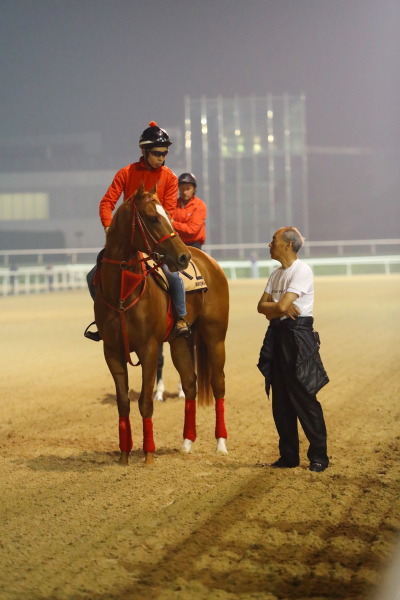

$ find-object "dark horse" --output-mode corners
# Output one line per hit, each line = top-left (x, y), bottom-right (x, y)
(93, 183), (229, 465)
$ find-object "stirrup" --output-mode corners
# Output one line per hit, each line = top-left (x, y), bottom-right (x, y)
(84, 321), (101, 342)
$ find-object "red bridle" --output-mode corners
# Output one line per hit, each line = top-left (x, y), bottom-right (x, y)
(103, 196), (178, 269)
(132, 198), (178, 262)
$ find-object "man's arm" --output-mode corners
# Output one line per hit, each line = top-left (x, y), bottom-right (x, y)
(99, 168), (126, 228)
(257, 291), (300, 320)
(161, 171), (178, 219)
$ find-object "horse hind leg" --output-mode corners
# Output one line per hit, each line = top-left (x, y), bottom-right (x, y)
(198, 333), (228, 455)
(104, 347), (132, 465)
(154, 378), (165, 402)
(154, 344), (165, 402)
(169, 337), (197, 453)
(215, 398), (228, 455)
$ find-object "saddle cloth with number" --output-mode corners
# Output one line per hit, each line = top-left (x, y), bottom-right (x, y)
(142, 253), (207, 293)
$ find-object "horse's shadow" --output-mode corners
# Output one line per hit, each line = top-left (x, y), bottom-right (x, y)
(100, 390), (183, 405)
(26, 450), (134, 472)
(100, 391), (137, 405)
(26, 446), (182, 472)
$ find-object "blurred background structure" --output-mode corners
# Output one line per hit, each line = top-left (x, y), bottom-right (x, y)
(0, 0), (399, 280)
(184, 94), (308, 245)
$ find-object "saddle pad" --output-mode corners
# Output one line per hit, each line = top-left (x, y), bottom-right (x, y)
(142, 253), (207, 293)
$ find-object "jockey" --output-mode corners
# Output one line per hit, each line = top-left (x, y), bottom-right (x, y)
(85, 121), (189, 342)
(172, 172), (207, 250)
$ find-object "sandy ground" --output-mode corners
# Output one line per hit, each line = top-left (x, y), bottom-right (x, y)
(0, 275), (399, 600)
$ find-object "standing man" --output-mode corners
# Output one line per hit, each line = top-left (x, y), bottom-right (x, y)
(172, 173), (206, 250)
(257, 227), (329, 472)
(85, 121), (189, 341)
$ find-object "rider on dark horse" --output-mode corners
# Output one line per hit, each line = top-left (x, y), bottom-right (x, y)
(85, 121), (190, 341)
(155, 172), (207, 399)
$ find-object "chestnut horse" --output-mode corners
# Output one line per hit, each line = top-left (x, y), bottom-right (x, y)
(93, 183), (229, 465)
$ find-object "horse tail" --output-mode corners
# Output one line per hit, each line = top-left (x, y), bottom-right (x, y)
(195, 332), (213, 407)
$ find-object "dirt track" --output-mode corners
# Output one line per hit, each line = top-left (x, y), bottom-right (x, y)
(1, 275), (399, 600)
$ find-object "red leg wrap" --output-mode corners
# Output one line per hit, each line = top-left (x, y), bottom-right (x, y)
(143, 418), (156, 454)
(119, 416), (133, 453)
(183, 399), (197, 442)
(215, 398), (228, 439)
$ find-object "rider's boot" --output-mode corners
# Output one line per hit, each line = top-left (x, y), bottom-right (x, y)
(175, 317), (190, 337)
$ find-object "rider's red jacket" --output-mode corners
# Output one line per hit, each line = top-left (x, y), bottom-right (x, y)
(172, 196), (207, 245)
(99, 157), (178, 228)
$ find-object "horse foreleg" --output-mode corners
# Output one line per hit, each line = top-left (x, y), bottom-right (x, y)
(170, 337), (197, 453)
(142, 416), (155, 465)
(137, 343), (158, 465)
(119, 416), (133, 460)
(104, 345), (132, 465)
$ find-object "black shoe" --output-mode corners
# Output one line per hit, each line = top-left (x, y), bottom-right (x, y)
(84, 330), (101, 342)
(270, 457), (299, 469)
(309, 462), (328, 472)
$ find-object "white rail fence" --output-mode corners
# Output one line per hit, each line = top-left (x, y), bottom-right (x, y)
(1, 255), (399, 296)
(0, 238), (400, 266)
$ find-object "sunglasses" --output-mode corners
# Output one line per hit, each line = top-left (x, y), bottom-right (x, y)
(150, 150), (169, 157)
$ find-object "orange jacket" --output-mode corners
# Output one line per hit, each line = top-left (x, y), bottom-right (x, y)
(99, 157), (178, 228)
(172, 196), (207, 245)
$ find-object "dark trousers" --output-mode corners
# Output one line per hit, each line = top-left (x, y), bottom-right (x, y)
(271, 341), (329, 467)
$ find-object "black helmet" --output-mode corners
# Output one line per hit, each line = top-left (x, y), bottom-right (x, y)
(139, 121), (172, 148)
(178, 172), (197, 187)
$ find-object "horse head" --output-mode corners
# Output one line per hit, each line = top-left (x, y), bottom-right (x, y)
(108, 182), (191, 272)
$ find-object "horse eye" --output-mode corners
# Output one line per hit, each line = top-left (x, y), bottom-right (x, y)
(150, 216), (159, 224)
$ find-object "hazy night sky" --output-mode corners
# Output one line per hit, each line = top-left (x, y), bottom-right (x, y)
(1, 0), (399, 149)
(1, 0), (399, 240)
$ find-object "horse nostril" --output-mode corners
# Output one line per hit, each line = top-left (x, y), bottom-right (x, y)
(178, 253), (190, 267)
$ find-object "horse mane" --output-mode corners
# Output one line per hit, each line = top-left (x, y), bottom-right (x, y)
(105, 200), (131, 251)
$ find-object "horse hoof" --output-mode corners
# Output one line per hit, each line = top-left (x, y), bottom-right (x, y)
(154, 392), (164, 402)
(181, 438), (193, 453)
(144, 452), (155, 466)
(216, 438), (228, 455)
(119, 452), (129, 465)
(177, 382), (185, 399)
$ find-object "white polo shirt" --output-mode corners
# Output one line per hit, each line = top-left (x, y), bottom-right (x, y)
(265, 259), (314, 317)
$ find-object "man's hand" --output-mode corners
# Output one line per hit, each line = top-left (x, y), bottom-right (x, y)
(284, 303), (301, 320)
(257, 291), (300, 320)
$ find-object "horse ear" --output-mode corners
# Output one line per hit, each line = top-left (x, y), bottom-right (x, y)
(134, 182), (145, 204)
(149, 184), (157, 197)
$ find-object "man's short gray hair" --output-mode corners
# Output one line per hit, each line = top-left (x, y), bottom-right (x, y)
(281, 227), (305, 253)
